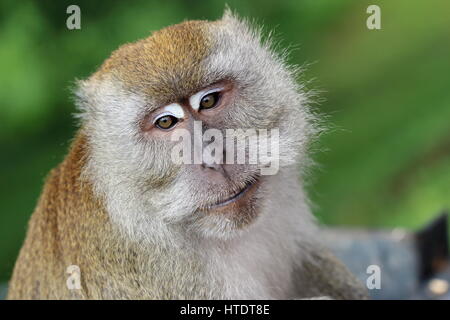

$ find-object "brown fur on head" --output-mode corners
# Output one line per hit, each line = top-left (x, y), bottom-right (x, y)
(95, 20), (211, 100)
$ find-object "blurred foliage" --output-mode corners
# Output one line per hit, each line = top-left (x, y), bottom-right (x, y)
(0, 0), (449, 282)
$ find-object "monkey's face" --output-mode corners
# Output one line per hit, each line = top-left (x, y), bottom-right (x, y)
(77, 13), (316, 241)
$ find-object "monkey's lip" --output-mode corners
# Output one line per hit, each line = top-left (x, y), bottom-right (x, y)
(206, 177), (261, 210)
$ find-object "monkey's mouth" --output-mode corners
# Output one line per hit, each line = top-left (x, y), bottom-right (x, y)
(206, 176), (261, 210)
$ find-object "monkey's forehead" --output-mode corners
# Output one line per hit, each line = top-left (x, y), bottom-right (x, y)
(91, 19), (229, 103)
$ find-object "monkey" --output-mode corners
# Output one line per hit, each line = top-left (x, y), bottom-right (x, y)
(7, 11), (368, 300)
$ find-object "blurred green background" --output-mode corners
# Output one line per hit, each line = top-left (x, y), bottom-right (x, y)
(0, 0), (449, 282)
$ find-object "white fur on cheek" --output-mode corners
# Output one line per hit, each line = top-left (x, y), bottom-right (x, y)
(76, 78), (180, 246)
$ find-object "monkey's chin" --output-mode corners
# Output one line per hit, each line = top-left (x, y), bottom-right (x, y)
(192, 179), (263, 239)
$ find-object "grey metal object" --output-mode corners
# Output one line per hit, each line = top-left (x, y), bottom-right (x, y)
(322, 228), (419, 299)
(323, 213), (449, 299)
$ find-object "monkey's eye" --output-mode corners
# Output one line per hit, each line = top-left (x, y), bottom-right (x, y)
(199, 92), (220, 110)
(154, 115), (178, 130)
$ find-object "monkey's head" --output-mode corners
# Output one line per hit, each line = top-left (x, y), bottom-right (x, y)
(76, 11), (317, 244)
